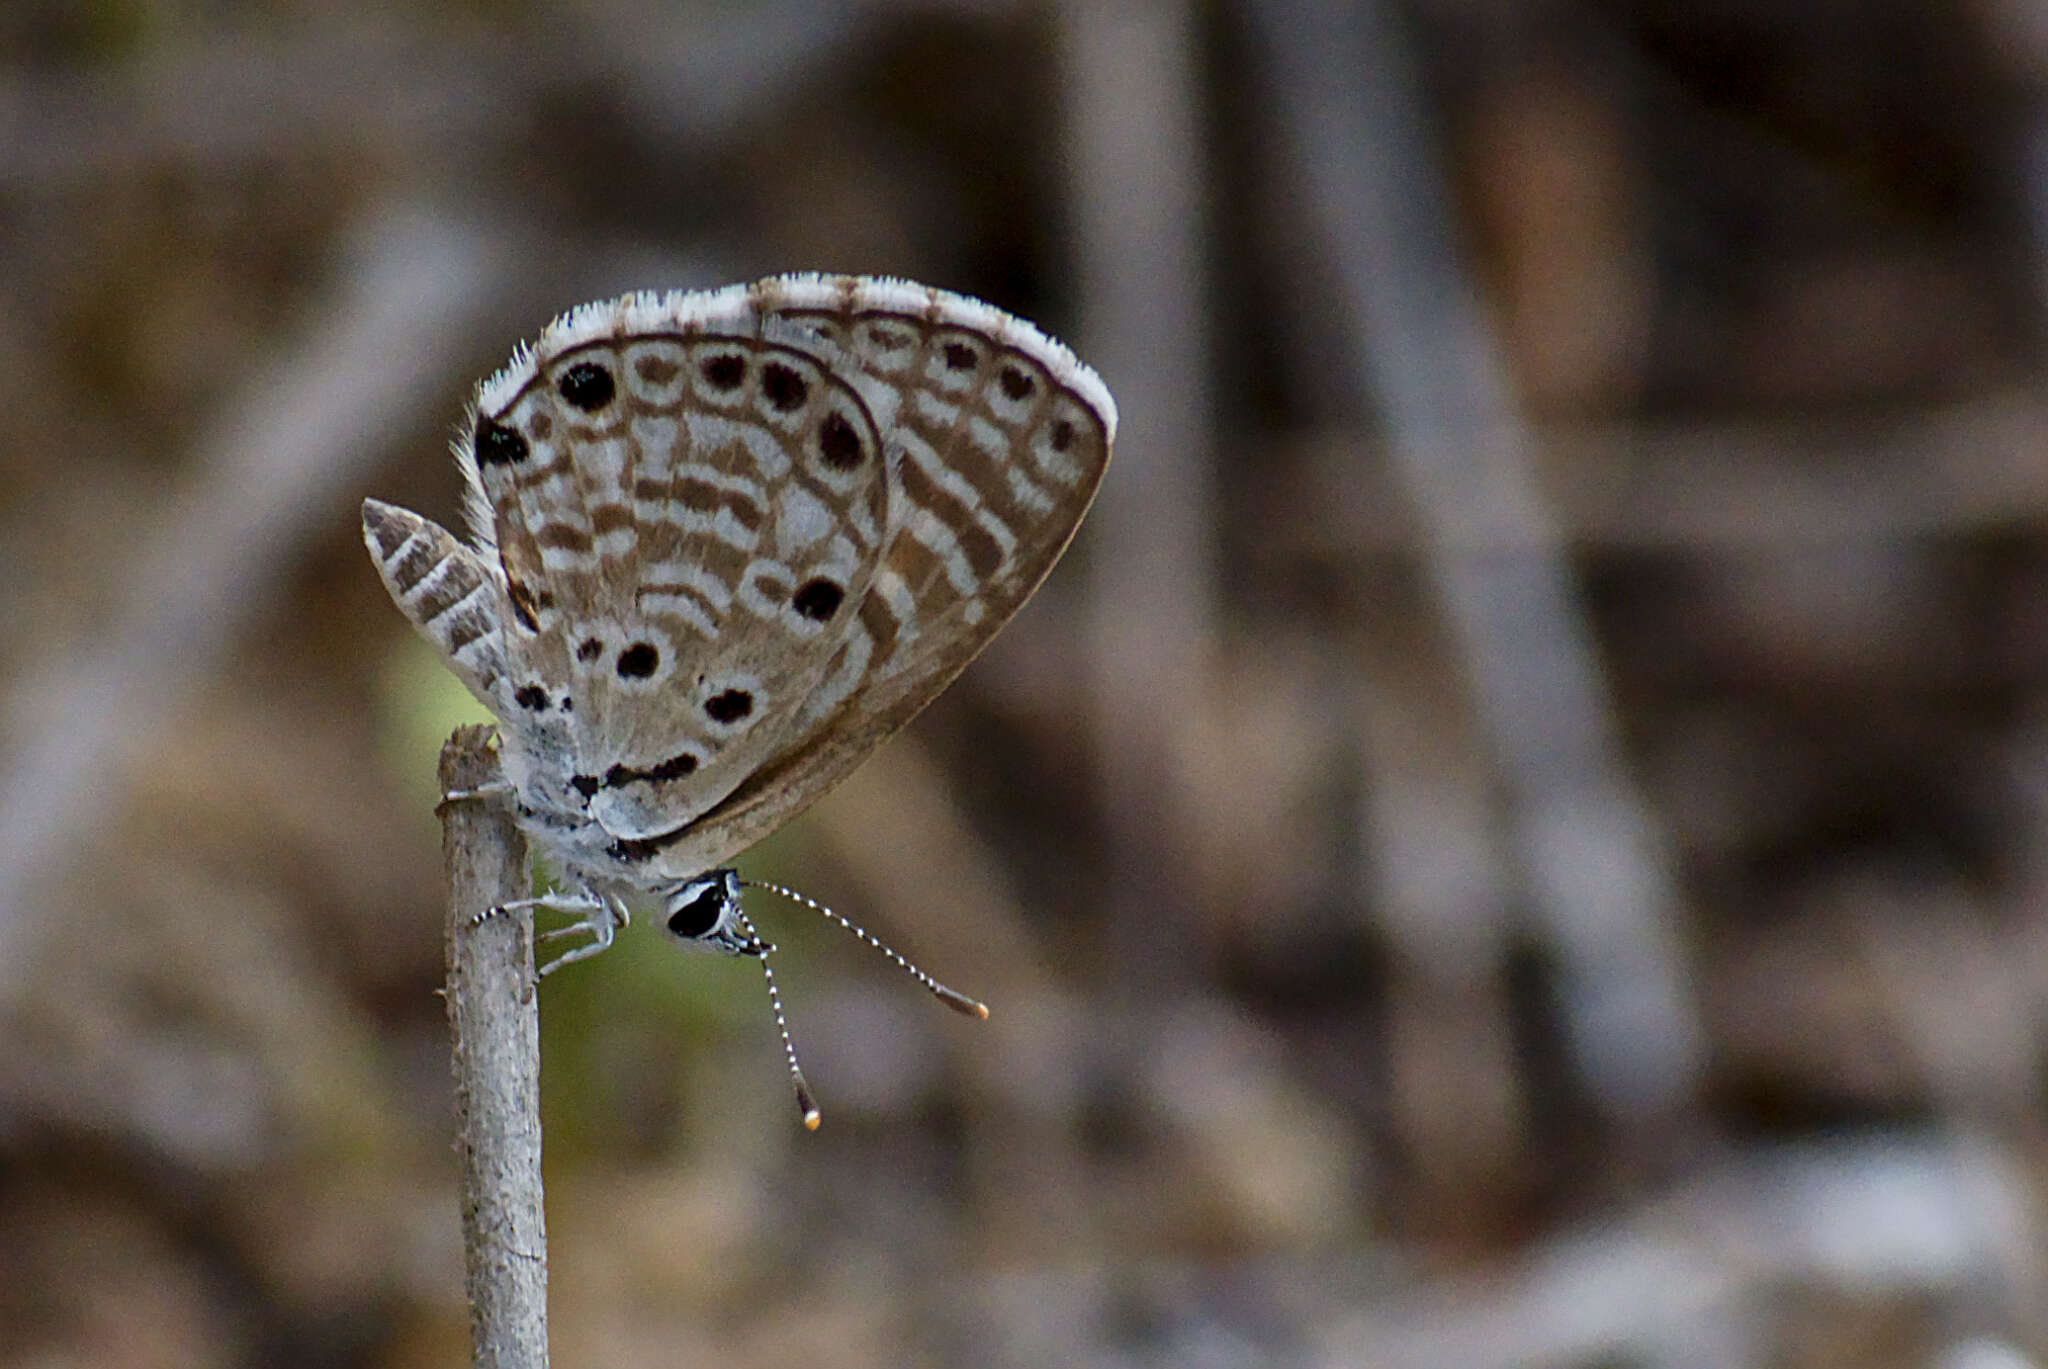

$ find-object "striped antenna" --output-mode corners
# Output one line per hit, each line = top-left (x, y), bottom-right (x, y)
(743, 879), (990, 1020)
(736, 911), (820, 1131)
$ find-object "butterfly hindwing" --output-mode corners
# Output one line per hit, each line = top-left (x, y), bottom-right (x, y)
(361, 497), (514, 714)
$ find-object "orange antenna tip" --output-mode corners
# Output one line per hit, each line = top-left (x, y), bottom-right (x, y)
(934, 984), (990, 1019)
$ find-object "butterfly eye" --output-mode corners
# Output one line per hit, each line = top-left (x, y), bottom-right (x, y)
(661, 872), (750, 953)
(666, 888), (724, 938)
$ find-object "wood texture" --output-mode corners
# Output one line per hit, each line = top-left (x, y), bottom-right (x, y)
(440, 726), (549, 1369)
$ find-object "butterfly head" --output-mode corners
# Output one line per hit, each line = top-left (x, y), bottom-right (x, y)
(659, 869), (763, 957)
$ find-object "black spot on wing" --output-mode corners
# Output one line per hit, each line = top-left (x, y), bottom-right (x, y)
(602, 752), (700, 789)
(474, 417), (528, 466)
(703, 689), (753, 724)
(701, 354), (745, 390)
(818, 411), (864, 470)
(616, 642), (659, 679)
(557, 361), (615, 411)
(792, 578), (844, 621)
(762, 361), (808, 411)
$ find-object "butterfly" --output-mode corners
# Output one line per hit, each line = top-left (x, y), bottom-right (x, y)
(364, 274), (1114, 1114)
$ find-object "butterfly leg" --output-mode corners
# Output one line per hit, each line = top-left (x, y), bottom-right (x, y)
(469, 887), (598, 927)
(437, 775), (512, 824)
(441, 781), (511, 803)
(466, 887), (624, 974)
(439, 770), (513, 810)
(531, 890), (632, 975)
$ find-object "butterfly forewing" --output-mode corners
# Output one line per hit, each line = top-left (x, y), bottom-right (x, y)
(623, 283), (1115, 878)
(471, 323), (894, 841)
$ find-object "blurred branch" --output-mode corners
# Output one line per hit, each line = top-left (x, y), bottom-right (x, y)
(1314, 1133), (2040, 1369)
(0, 206), (509, 990)
(810, 736), (1099, 1249)
(1059, 0), (1218, 989)
(1258, 395), (2048, 557)
(0, 3), (865, 189)
(1245, 0), (1703, 1120)
(440, 726), (549, 1369)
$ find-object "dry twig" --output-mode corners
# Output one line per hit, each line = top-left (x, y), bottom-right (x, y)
(439, 726), (548, 1369)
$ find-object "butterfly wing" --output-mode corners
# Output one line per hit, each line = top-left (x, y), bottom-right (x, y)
(621, 276), (1116, 879)
(361, 496), (516, 714)
(466, 293), (896, 842)
(399, 275), (1113, 886)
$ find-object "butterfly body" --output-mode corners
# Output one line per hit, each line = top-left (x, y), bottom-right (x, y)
(365, 274), (1114, 958)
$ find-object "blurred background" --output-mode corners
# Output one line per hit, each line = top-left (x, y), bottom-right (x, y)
(5, 0), (2048, 1365)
